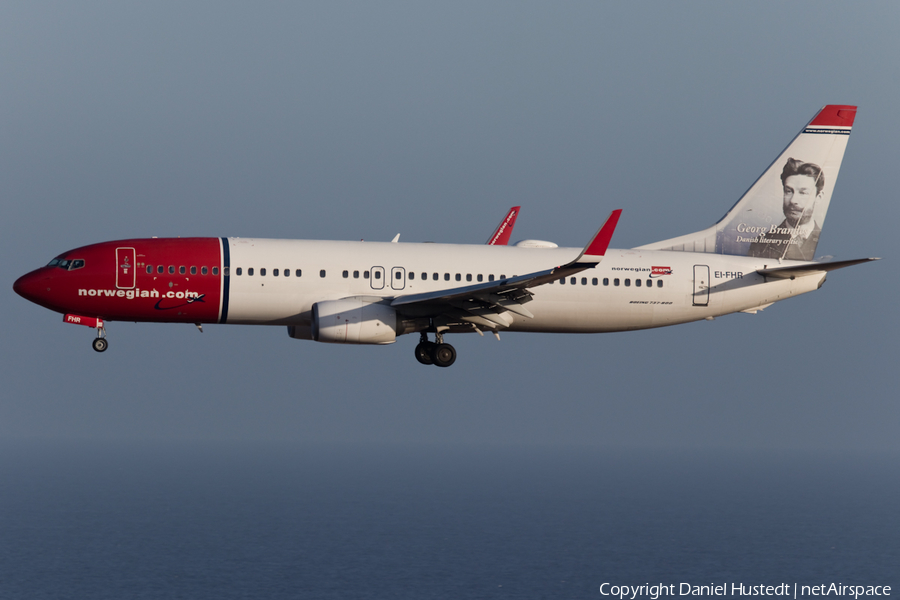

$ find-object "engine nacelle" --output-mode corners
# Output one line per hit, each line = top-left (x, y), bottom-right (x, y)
(311, 299), (398, 344)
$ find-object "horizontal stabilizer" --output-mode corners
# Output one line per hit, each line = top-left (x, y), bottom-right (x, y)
(757, 257), (879, 279)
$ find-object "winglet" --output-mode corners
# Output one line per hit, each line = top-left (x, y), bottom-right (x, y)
(486, 206), (521, 245)
(572, 209), (622, 264)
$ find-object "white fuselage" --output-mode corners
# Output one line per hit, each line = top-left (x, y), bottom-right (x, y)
(224, 238), (824, 333)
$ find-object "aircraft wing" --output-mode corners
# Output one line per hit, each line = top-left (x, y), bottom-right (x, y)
(391, 210), (621, 329)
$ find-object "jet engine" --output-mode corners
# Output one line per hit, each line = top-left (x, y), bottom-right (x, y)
(311, 299), (398, 344)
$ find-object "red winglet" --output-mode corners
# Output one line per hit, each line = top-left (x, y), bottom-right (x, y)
(583, 209), (622, 257)
(809, 105), (857, 128)
(487, 206), (520, 245)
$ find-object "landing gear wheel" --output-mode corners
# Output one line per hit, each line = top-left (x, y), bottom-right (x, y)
(431, 343), (456, 368)
(415, 342), (435, 365)
(92, 338), (108, 353)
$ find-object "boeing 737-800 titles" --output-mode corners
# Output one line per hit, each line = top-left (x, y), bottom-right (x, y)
(14, 105), (876, 367)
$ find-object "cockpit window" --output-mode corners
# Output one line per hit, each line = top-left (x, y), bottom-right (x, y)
(49, 258), (85, 270)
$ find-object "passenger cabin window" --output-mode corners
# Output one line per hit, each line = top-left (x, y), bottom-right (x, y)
(455, 274), (461, 281)
(647, 279), (652, 287)
(146, 266), (153, 274)
(635, 279), (641, 287)
(158, 266), (165, 274)
(466, 274), (472, 282)
(444, 273), (450, 281)
(614, 278), (620, 286)
(202, 266), (208, 275)
(353, 271), (359, 279)
(236, 267), (243, 276)
(191, 266), (197, 275)
(261, 268), (267, 276)
(320, 270), (326, 278)
(409, 272), (415, 280)
(489, 275), (495, 282)
(343, 270), (349, 278)
(179, 266), (186, 275)
(169, 266), (175, 274)
(477, 274), (483, 282)
(283, 269), (288, 277)
(603, 278), (609, 286)
(625, 279), (631, 286)
(213, 267), (219, 275)
(592, 278), (598, 285)
(248, 268), (254, 276)
(364, 271), (369, 279)
(570, 277), (576, 285)
(657, 280), (663, 288)
(433, 273), (439, 281)
(295, 269), (302, 277)
(273, 269), (279, 276)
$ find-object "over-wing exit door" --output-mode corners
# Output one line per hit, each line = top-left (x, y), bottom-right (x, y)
(391, 267), (405, 290)
(370, 266), (385, 290)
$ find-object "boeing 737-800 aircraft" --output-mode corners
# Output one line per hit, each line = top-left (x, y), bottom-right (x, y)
(14, 105), (876, 367)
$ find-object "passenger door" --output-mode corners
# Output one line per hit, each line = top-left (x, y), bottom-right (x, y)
(693, 265), (709, 306)
(116, 247), (136, 289)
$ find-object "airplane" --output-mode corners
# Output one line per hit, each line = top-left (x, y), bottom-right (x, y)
(13, 105), (877, 367)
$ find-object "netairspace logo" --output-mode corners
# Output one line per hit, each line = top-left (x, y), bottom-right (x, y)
(599, 583), (891, 599)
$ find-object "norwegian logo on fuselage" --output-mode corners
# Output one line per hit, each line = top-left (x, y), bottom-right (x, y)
(650, 266), (672, 277)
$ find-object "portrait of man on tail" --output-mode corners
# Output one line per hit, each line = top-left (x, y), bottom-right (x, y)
(747, 158), (823, 260)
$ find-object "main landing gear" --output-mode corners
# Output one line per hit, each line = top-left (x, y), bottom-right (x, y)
(415, 332), (456, 368)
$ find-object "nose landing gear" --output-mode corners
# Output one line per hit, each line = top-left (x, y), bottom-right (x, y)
(64, 314), (108, 353)
(414, 332), (456, 367)
(91, 322), (108, 352)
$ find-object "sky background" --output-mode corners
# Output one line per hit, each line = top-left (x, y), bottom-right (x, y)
(2, 1), (897, 453)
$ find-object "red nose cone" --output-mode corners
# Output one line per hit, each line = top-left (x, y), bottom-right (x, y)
(13, 269), (51, 306)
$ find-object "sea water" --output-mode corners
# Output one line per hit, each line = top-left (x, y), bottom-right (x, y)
(0, 442), (896, 599)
